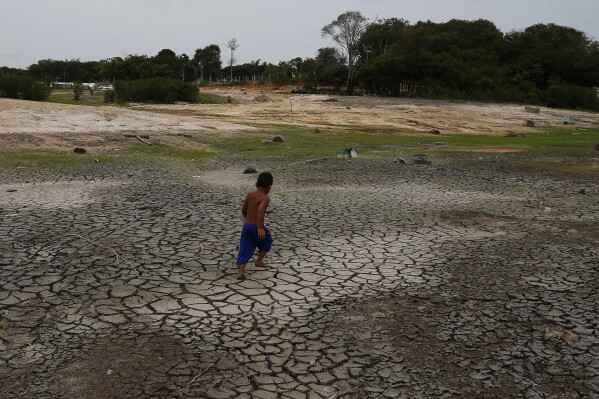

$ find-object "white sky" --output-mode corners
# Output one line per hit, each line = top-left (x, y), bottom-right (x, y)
(1, 0), (598, 68)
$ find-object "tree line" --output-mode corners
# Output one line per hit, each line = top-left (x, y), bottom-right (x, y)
(1, 12), (598, 109)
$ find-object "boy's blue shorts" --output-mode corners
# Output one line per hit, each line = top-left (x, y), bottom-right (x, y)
(236, 223), (273, 265)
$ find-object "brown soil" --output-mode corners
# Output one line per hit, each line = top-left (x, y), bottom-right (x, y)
(2, 87), (598, 152)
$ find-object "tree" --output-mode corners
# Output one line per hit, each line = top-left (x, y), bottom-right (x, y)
(315, 47), (347, 91)
(193, 44), (222, 83)
(225, 38), (239, 82)
(322, 11), (368, 94)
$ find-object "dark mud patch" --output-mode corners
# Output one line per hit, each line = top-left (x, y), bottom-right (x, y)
(52, 329), (220, 399)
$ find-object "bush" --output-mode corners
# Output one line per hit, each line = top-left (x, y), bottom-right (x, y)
(547, 84), (599, 110)
(103, 89), (115, 103)
(73, 83), (83, 100)
(30, 82), (50, 101)
(114, 78), (197, 104)
(0, 74), (49, 101)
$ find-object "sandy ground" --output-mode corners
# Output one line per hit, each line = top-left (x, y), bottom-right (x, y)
(1, 87), (598, 152)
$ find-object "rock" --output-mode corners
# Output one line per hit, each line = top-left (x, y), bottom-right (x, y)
(392, 157), (407, 164)
(431, 129), (441, 134)
(346, 106), (351, 109)
(322, 98), (338, 102)
(227, 96), (232, 103)
(261, 139), (273, 144)
(525, 120), (535, 127)
(563, 121), (570, 125)
(525, 106), (540, 113)
(313, 127), (321, 133)
(243, 167), (257, 174)
(74, 147), (87, 154)
(273, 135), (284, 143)
(413, 153), (432, 165)
(255, 95), (268, 102)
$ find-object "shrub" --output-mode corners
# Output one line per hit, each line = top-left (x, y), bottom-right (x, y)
(547, 84), (599, 110)
(103, 89), (115, 103)
(30, 82), (50, 101)
(0, 74), (49, 101)
(114, 78), (197, 104)
(73, 83), (83, 100)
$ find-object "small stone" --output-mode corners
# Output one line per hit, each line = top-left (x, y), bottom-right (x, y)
(243, 167), (257, 174)
(525, 119), (535, 127)
(392, 157), (407, 164)
(431, 129), (441, 134)
(261, 139), (273, 144)
(273, 135), (284, 142)
(74, 147), (87, 154)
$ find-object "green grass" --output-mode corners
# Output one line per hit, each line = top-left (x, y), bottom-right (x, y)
(0, 151), (124, 166)
(213, 126), (599, 159)
(2, 126), (596, 168)
(47, 89), (128, 107)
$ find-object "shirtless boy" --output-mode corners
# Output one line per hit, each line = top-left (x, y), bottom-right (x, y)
(236, 172), (273, 280)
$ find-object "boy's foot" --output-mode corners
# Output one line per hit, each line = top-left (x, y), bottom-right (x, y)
(256, 261), (267, 268)
(237, 274), (245, 281)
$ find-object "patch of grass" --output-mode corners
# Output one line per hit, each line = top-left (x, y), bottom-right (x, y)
(47, 89), (128, 107)
(0, 151), (124, 167)
(119, 145), (215, 161)
(213, 126), (599, 159)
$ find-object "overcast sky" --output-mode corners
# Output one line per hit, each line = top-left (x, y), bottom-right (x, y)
(1, 0), (598, 68)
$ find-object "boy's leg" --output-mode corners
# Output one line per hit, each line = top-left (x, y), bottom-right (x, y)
(237, 264), (246, 280)
(256, 226), (273, 268)
(256, 251), (267, 267)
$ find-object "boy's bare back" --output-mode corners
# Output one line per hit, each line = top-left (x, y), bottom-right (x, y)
(242, 190), (270, 226)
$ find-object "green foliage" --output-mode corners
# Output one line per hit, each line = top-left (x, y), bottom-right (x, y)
(113, 78), (197, 104)
(103, 89), (115, 103)
(356, 18), (599, 109)
(547, 84), (599, 110)
(73, 83), (83, 100)
(0, 74), (49, 101)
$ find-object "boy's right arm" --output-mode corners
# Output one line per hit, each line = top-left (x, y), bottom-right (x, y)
(256, 196), (270, 238)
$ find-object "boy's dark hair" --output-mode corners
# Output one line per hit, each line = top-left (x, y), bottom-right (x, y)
(256, 172), (273, 188)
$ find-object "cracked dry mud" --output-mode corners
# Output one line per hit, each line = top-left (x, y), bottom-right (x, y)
(1, 155), (598, 398)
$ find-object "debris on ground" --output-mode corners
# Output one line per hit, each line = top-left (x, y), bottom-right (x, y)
(74, 147), (87, 154)
(525, 106), (540, 114)
(525, 119), (535, 127)
(434, 142), (445, 146)
(243, 167), (257, 174)
(178, 134), (193, 138)
(392, 157), (408, 164)
(254, 95), (268, 102)
(322, 98), (338, 102)
(273, 135), (284, 143)
(431, 129), (441, 134)
(413, 153), (432, 165)
(261, 139), (273, 144)
(337, 148), (358, 158)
